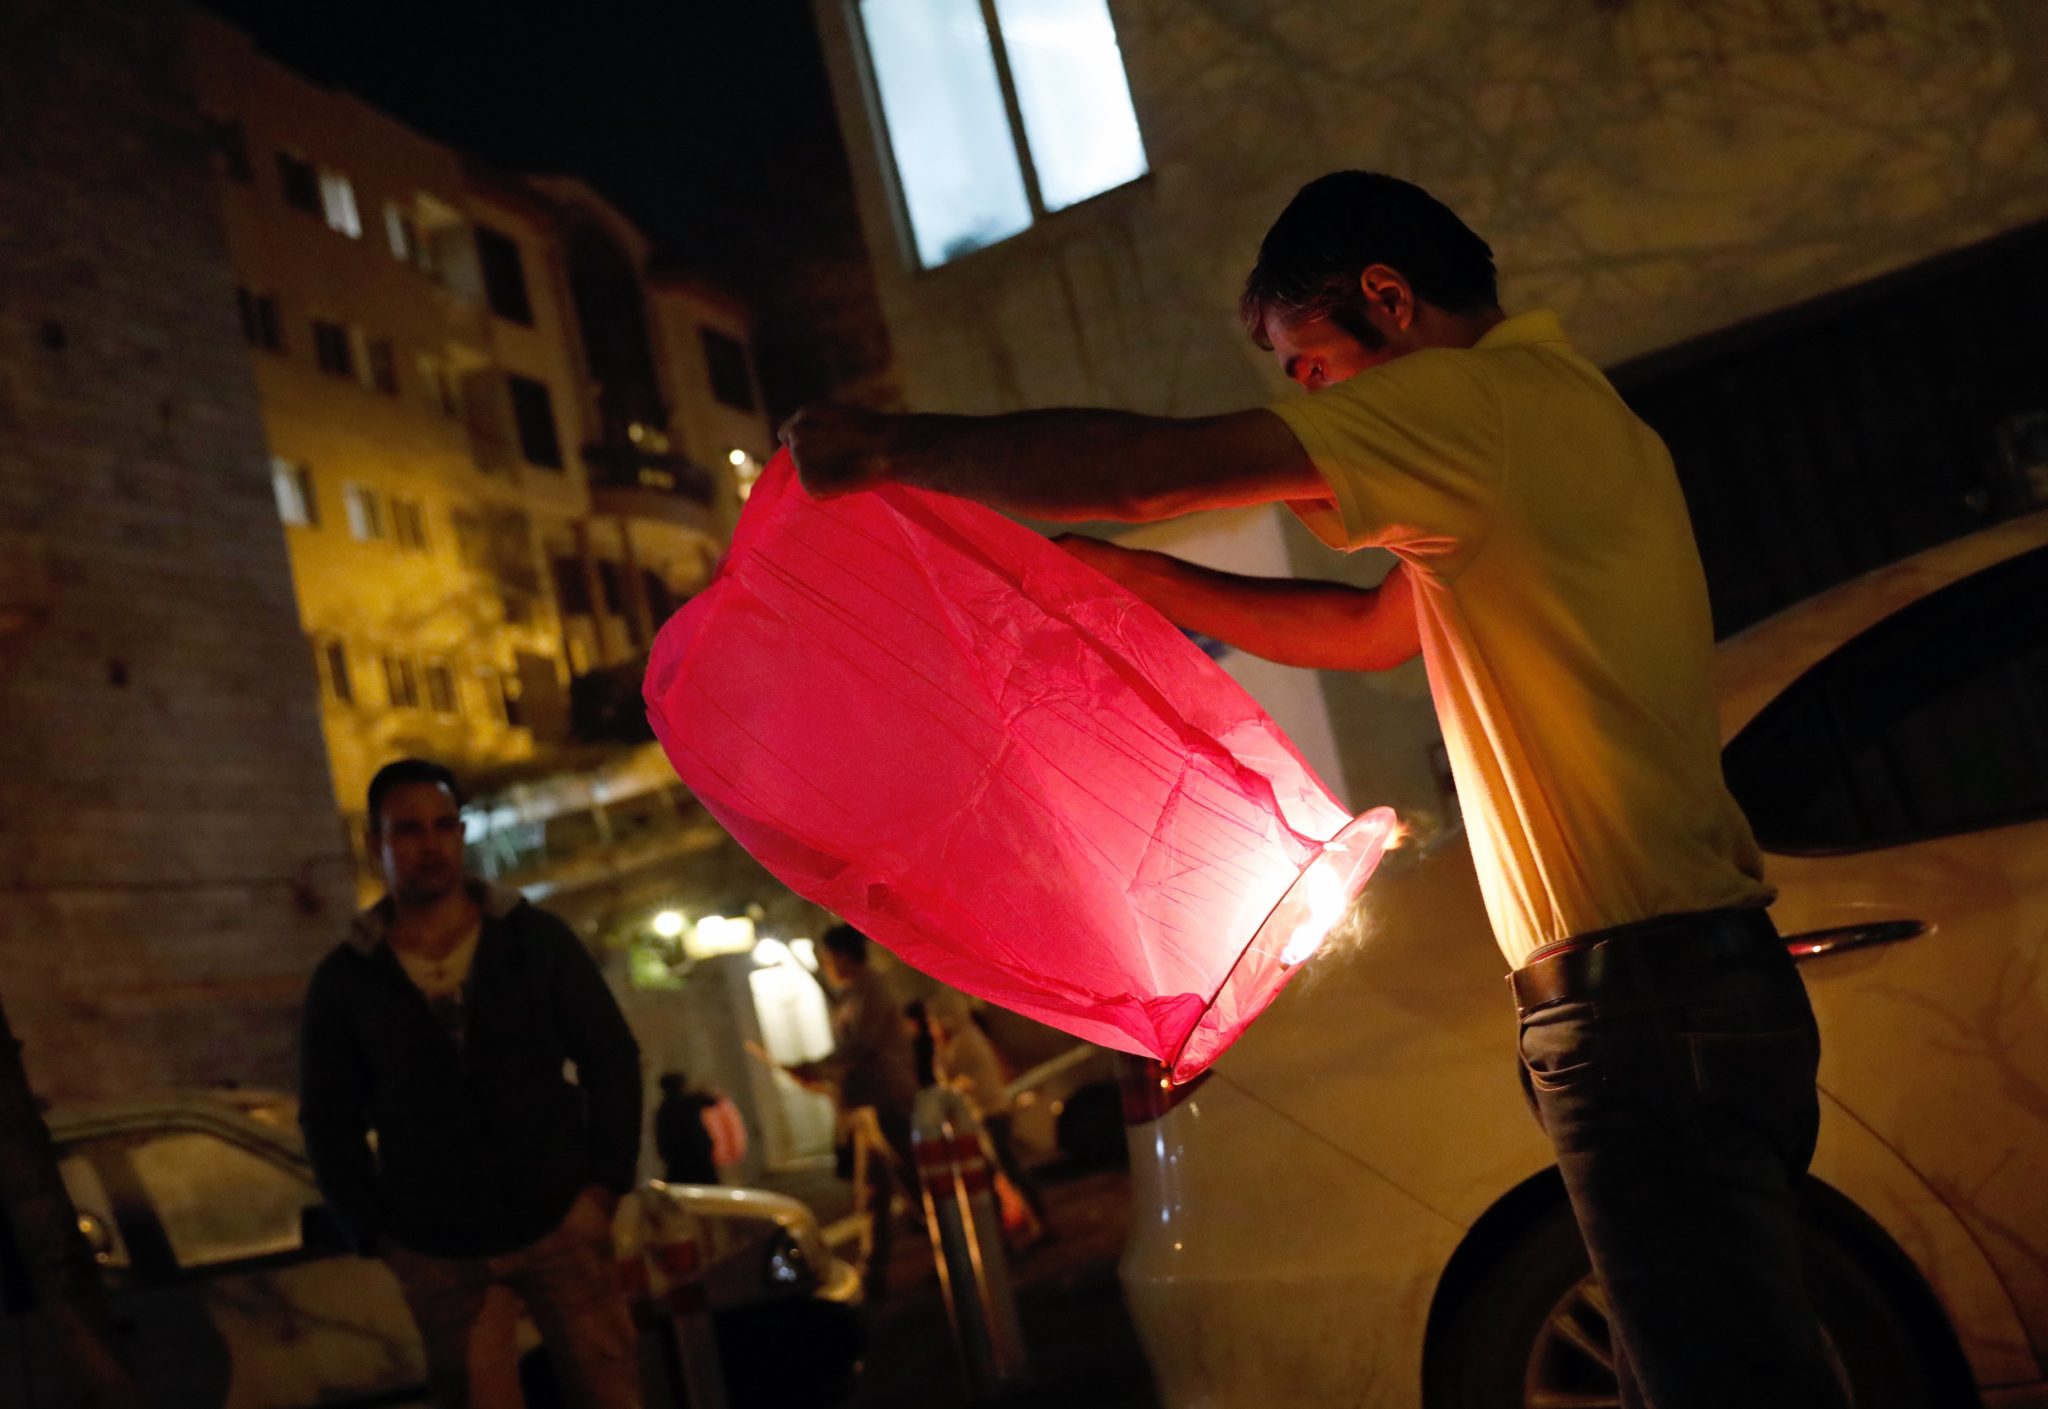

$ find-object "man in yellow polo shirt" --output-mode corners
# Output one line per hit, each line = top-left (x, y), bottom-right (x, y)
(784, 171), (1839, 1409)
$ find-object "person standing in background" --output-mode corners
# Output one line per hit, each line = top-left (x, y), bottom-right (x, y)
(300, 758), (645, 1409)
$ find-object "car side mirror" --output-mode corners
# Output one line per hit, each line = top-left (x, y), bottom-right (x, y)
(299, 1203), (349, 1255)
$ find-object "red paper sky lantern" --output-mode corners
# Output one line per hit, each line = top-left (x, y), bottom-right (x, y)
(645, 451), (1395, 1081)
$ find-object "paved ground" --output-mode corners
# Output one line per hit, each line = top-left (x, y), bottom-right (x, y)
(837, 1161), (1163, 1409)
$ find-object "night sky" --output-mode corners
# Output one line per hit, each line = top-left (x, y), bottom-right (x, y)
(196, 0), (885, 409)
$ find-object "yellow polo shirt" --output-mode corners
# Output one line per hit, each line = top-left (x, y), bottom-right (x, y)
(1269, 310), (1770, 968)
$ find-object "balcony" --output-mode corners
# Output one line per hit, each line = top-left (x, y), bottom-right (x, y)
(583, 441), (718, 531)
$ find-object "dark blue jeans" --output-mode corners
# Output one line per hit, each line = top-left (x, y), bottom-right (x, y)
(1516, 915), (1846, 1409)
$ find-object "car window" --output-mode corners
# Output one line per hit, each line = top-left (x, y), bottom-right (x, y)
(57, 1152), (131, 1272)
(125, 1129), (312, 1270)
(1724, 544), (2048, 852)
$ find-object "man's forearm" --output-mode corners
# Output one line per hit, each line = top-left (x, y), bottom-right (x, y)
(789, 404), (1322, 520)
(1090, 548), (1421, 671)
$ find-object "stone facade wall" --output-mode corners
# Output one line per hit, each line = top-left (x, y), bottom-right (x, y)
(0, 0), (353, 1101)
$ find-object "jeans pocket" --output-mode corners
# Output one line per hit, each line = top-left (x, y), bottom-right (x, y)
(1519, 1007), (1602, 1091)
(1684, 1026), (1821, 1173)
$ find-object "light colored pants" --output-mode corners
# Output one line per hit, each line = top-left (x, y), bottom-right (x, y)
(385, 1189), (641, 1409)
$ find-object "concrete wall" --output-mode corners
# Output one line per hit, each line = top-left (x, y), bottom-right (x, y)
(0, 0), (353, 1100)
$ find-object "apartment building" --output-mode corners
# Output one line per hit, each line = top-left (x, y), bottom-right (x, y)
(185, 11), (774, 843)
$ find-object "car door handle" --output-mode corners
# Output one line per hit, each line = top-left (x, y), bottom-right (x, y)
(1784, 919), (1927, 961)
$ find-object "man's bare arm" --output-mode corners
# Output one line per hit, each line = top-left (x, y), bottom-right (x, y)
(1063, 538), (1422, 672)
(781, 404), (1324, 522)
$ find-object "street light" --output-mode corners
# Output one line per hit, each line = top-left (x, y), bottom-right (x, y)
(652, 909), (686, 939)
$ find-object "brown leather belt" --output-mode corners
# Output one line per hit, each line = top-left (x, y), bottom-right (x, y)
(1508, 906), (1783, 1015)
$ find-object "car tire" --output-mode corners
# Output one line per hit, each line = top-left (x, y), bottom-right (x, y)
(1425, 1201), (1942, 1409)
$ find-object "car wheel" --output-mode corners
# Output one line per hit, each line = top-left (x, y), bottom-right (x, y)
(1426, 1202), (1940, 1409)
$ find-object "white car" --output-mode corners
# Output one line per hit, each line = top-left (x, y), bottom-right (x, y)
(1119, 513), (2048, 1408)
(4, 1091), (862, 1408)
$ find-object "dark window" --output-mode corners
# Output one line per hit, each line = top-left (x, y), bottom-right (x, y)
(391, 498), (429, 552)
(236, 288), (282, 352)
(551, 556), (592, 616)
(501, 674), (527, 729)
(206, 116), (252, 183)
(383, 655), (421, 710)
(1723, 545), (2048, 853)
(276, 152), (320, 213)
(425, 663), (458, 716)
(312, 320), (353, 379)
(452, 509), (489, 570)
(699, 328), (756, 411)
(320, 639), (352, 704)
(475, 226), (533, 325)
(367, 338), (399, 395)
(507, 374), (562, 469)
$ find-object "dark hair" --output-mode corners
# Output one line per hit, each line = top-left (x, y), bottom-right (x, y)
(1240, 171), (1498, 349)
(820, 923), (868, 965)
(367, 757), (462, 834)
(659, 1072), (686, 1096)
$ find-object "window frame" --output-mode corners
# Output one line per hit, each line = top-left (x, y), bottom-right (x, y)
(699, 327), (758, 412)
(237, 288), (284, 353)
(848, 0), (1150, 270)
(317, 167), (362, 239)
(276, 151), (320, 215)
(312, 319), (354, 380)
(424, 661), (460, 716)
(317, 637), (354, 705)
(343, 482), (387, 542)
(367, 337), (400, 396)
(475, 225), (535, 326)
(391, 496), (430, 553)
(383, 653), (422, 711)
(506, 373), (564, 469)
(270, 457), (317, 527)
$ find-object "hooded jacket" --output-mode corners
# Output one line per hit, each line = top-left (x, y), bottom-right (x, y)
(299, 881), (642, 1258)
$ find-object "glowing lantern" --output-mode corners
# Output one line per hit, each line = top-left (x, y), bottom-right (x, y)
(645, 451), (1395, 1081)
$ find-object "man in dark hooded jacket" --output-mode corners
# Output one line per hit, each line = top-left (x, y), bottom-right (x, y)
(300, 758), (643, 1409)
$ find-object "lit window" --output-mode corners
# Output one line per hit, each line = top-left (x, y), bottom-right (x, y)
(385, 202), (417, 264)
(856, 0), (1146, 267)
(270, 458), (317, 526)
(990, 0), (1147, 211)
(343, 483), (386, 541)
(318, 168), (362, 239)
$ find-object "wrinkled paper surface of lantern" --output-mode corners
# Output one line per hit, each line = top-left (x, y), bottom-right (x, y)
(645, 451), (1395, 1080)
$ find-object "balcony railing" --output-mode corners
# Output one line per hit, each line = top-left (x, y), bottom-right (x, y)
(582, 442), (716, 505)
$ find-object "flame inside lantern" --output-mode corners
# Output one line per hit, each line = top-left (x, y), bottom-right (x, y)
(1272, 808), (1400, 967)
